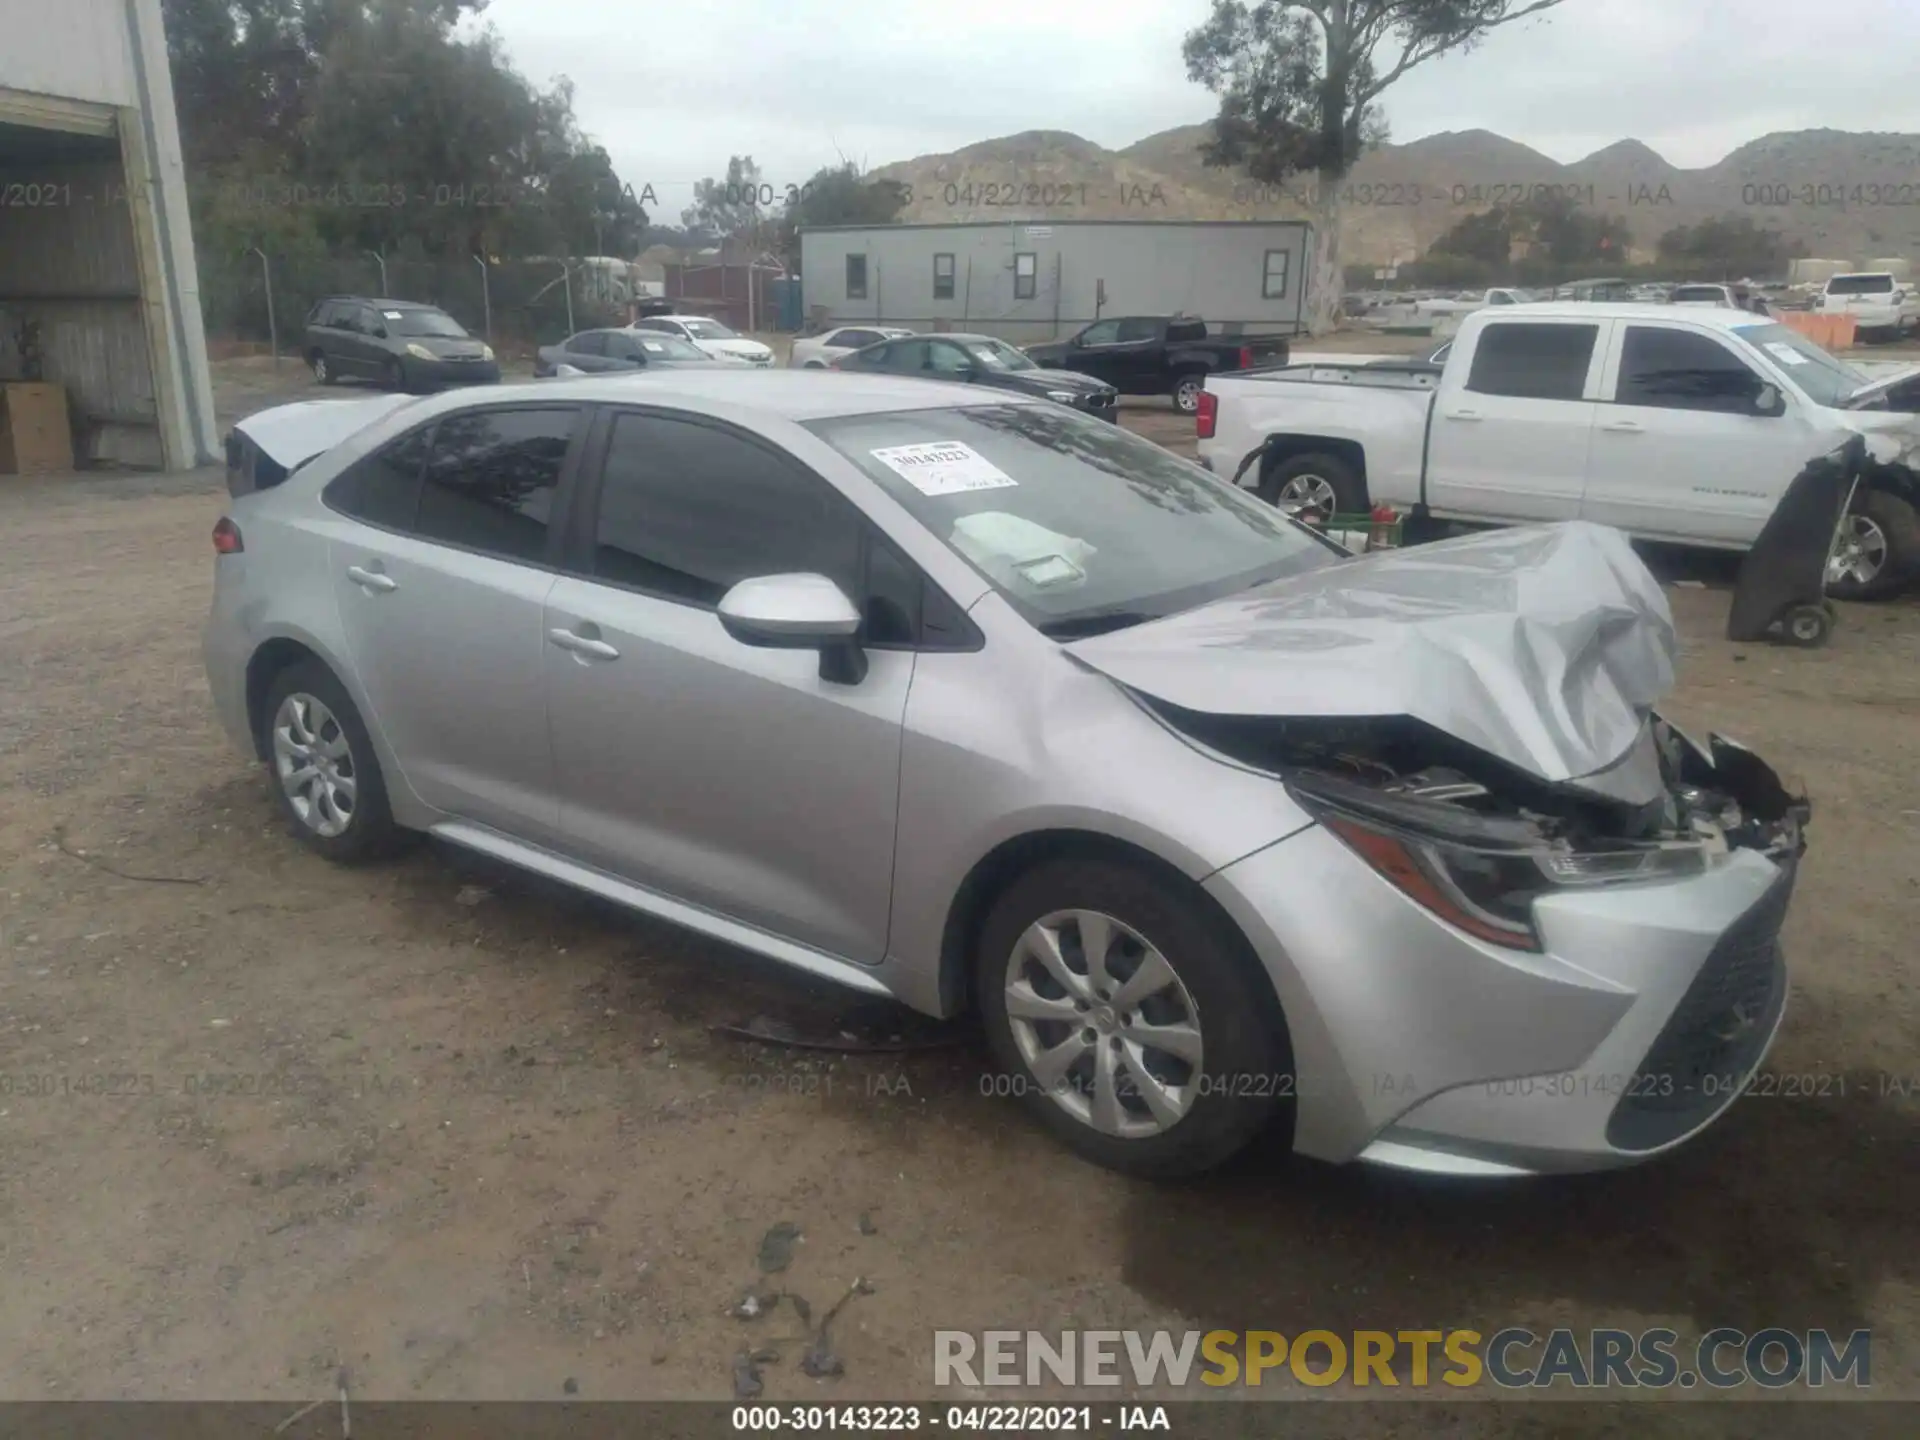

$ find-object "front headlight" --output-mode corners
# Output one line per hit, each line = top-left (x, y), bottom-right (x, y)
(404, 343), (435, 360)
(1288, 771), (1713, 951)
(1045, 390), (1078, 403)
(480, 344), (495, 361)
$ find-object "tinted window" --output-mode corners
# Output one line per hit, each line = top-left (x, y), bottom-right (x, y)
(390, 309), (468, 338)
(836, 329), (878, 349)
(1617, 327), (1765, 413)
(414, 408), (577, 562)
(569, 331), (608, 356)
(1116, 317), (1160, 342)
(1671, 286), (1727, 304)
(884, 339), (932, 371)
(326, 425), (434, 531)
(1828, 275), (1895, 295)
(590, 414), (861, 607)
(1466, 323), (1598, 400)
(604, 333), (643, 361)
(1078, 321), (1120, 345)
(927, 341), (973, 375)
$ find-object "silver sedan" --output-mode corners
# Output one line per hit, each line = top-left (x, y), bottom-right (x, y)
(204, 372), (1808, 1177)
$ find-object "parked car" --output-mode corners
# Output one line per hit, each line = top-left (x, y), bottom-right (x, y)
(1816, 273), (1919, 340)
(790, 325), (915, 369)
(1197, 303), (1920, 599)
(835, 333), (1118, 420)
(1022, 316), (1290, 414)
(302, 297), (499, 392)
(631, 314), (774, 365)
(534, 328), (734, 377)
(205, 369), (1810, 1179)
(1554, 278), (1637, 303)
(1669, 283), (1775, 316)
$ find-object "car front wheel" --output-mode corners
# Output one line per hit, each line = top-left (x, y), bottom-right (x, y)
(1827, 488), (1920, 601)
(263, 660), (407, 863)
(976, 856), (1291, 1177)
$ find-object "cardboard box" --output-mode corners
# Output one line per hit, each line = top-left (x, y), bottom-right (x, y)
(0, 383), (75, 475)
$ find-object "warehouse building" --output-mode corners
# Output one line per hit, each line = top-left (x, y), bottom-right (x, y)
(0, 0), (218, 471)
(797, 220), (1313, 345)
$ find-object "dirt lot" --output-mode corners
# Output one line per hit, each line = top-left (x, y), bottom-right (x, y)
(0, 355), (1915, 1429)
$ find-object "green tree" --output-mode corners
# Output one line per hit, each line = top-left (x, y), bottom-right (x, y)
(774, 162), (909, 269)
(681, 156), (768, 242)
(1658, 215), (1806, 281)
(1182, 0), (1572, 333)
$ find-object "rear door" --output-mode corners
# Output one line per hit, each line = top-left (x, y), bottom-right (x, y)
(325, 404), (588, 840)
(567, 330), (612, 371)
(542, 408), (916, 962)
(1424, 318), (1608, 522)
(1582, 321), (1813, 545)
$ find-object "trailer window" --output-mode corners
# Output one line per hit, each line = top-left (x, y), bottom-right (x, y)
(1014, 252), (1037, 300)
(1466, 323), (1599, 401)
(1261, 249), (1290, 299)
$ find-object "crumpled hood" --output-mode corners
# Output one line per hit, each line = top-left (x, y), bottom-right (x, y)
(232, 394), (419, 468)
(1067, 521), (1677, 785)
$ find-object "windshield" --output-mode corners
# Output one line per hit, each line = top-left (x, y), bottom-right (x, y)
(1732, 322), (1869, 407)
(389, 309), (468, 338)
(805, 403), (1338, 636)
(1672, 286), (1726, 303)
(680, 318), (738, 340)
(635, 333), (706, 360)
(959, 338), (1035, 371)
(1828, 275), (1895, 295)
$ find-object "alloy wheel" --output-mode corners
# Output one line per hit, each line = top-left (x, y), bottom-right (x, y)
(1826, 513), (1888, 588)
(1174, 378), (1203, 413)
(273, 692), (357, 838)
(311, 354), (329, 383)
(1275, 474), (1340, 515)
(1004, 909), (1205, 1139)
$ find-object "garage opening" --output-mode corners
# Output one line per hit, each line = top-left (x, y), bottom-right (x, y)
(0, 116), (167, 469)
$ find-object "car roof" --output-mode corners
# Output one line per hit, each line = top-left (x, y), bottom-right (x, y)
(403, 368), (1030, 422)
(638, 314), (732, 323)
(317, 296), (440, 309)
(1490, 302), (1778, 328)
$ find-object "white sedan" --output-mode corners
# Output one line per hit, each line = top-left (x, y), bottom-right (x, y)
(789, 325), (915, 369)
(630, 315), (774, 366)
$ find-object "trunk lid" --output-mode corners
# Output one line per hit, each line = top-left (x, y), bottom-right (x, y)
(1065, 521), (1675, 789)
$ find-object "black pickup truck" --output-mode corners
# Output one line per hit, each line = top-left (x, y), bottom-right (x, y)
(1023, 316), (1290, 414)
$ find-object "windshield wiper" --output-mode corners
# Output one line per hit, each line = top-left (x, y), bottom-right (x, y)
(1037, 609), (1160, 639)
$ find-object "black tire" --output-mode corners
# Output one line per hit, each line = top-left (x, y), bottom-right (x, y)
(975, 856), (1292, 1178)
(1827, 487), (1920, 602)
(382, 357), (408, 393)
(1171, 371), (1207, 414)
(1258, 451), (1367, 515)
(309, 350), (335, 386)
(261, 660), (408, 864)
(1777, 604), (1832, 648)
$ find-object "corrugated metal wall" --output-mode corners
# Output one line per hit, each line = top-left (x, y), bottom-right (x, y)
(0, 157), (157, 458)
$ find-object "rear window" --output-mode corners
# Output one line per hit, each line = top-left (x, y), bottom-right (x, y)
(1828, 275), (1896, 295)
(1671, 286), (1727, 303)
(1465, 323), (1599, 401)
(1165, 319), (1207, 342)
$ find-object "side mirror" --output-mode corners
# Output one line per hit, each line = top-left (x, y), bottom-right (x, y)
(1069, 332), (1085, 348)
(1752, 383), (1787, 418)
(717, 573), (868, 684)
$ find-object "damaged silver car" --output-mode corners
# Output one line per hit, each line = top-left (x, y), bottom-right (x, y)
(204, 372), (1808, 1178)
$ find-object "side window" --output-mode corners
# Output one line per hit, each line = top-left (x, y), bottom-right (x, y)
(886, 339), (932, 371)
(1014, 252), (1037, 300)
(933, 253), (955, 300)
(1261, 249), (1290, 299)
(589, 413), (861, 608)
(927, 341), (972, 374)
(1465, 323), (1598, 401)
(325, 424), (434, 531)
(1616, 327), (1766, 414)
(836, 329), (876, 350)
(570, 331), (608, 356)
(1078, 320), (1120, 346)
(847, 254), (868, 300)
(414, 408), (577, 562)
(1116, 317), (1159, 342)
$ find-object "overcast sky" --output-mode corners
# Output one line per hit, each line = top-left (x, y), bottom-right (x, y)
(480, 0), (1920, 216)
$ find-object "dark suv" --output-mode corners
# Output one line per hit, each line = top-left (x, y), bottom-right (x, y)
(302, 297), (500, 392)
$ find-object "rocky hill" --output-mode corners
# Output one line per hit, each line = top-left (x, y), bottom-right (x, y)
(870, 126), (1920, 267)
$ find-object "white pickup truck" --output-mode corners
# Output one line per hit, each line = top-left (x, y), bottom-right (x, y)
(1197, 303), (1920, 598)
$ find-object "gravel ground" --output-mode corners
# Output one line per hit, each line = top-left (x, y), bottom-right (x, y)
(0, 356), (1913, 1431)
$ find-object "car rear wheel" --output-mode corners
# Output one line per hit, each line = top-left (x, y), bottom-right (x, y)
(1172, 373), (1206, 414)
(263, 661), (407, 864)
(310, 351), (334, 385)
(1827, 488), (1920, 601)
(1260, 452), (1366, 517)
(976, 856), (1291, 1178)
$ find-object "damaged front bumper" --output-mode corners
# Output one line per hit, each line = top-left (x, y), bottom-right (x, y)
(1200, 723), (1808, 1176)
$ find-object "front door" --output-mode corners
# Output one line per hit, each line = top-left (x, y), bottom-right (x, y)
(1424, 318), (1608, 522)
(326, 405), (586, 840)
(543, 408), (912, 963)
(1067, 319), (1124, 383)
(1581, 322), (1817, 546)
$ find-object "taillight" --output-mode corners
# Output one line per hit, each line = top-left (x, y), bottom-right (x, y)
(1238, 346), (1252, 370)
(212, 517), (244, 554)
(1195, 389), (1217, 439)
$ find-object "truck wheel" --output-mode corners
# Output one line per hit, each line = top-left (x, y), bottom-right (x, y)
(1260, 452), (1366, 517)
(1172, 373), (1207, 414)
(1827, 487), (1920, 601)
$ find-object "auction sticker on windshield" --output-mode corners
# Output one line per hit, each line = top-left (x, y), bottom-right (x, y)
(871, 441), (1018, 496)
(1764, 342), (1810, 367)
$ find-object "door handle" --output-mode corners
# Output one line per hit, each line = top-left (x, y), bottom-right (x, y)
(345, 564), (397, 593)
(1600, 420), (1644, 433)
(548, 627), (620, 661)
(1444, 409), (1482, 421)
